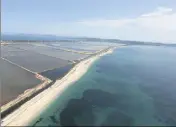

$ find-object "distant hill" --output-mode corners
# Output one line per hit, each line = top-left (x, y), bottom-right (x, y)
(1, 33), (176, 47)
(1, 33), (76, 41)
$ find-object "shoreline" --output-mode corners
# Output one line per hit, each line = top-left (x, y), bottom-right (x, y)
(1, 47), (116, 126)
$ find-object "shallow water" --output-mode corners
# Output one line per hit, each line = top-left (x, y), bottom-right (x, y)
(0, 58), (41, 105)
(31, 46), (176, 126)
(10, 43), (89, 61)
(2, 45), (70, 72)
(47, 42), (108, 52)
(40, 64), (74, 81)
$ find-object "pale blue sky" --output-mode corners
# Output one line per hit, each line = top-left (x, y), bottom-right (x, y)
(2, 0), (176, 43)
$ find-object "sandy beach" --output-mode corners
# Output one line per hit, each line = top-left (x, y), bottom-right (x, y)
(1, 47), (115, 126)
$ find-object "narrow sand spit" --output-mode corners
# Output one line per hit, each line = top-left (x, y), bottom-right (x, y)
(1, 47), (115, 126)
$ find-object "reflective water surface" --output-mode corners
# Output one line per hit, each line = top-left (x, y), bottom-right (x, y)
(29, 46), (176, 126)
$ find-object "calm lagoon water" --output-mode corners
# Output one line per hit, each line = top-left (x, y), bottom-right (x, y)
(31, 46), (176, 126)
(2, 45), (70, 72)
(0, 58), (41, 105)
(10, 43), (89, 61)
(40, 64), (74, 81)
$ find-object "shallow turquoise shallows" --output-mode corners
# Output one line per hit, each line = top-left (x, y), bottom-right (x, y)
(31, 46), (176, 126)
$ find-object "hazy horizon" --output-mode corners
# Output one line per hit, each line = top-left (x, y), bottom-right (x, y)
(2, 0), (176, 43)
(2, 32), (176, 45)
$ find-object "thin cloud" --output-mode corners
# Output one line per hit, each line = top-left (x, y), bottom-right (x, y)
(78, 19), (134, 27)
(141, 7), (173, 17)
(78, 7), (176, 43)
(79, 7), (176, 30)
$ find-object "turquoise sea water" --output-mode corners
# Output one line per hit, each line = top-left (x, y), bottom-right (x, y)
(31, 46), (176, 126)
